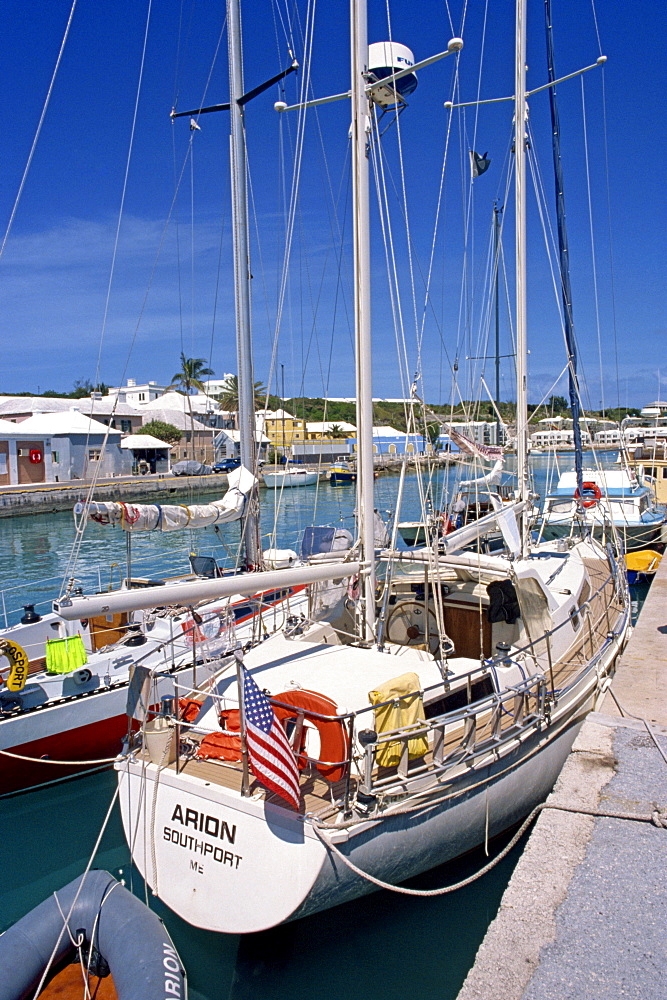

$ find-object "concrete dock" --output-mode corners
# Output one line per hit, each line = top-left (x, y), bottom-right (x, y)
(457, 556), (667, 1000)
(0, 473), (229, 517)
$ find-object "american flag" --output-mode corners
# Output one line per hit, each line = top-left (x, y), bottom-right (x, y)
(241, 666), (301, 810)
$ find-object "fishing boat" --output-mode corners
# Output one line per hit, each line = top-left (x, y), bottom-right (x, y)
(54, 0), (630, 935)
(539, 468), (667, 551)
(328, 461), (357, 484)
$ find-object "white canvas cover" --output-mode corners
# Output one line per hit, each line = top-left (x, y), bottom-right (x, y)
(77, 466), (256, 532)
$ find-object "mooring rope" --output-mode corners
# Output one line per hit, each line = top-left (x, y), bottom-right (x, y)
(0, 747), (121, 766)
(311, 795), (667, 898)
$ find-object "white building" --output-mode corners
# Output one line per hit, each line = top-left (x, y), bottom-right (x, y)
(106, 378), (168, 406)
(9, 409), (129, 481)
(530, 428), (592, 449)
(140, 391), (232, 429)
(0, 394), (143, 435)
(447, 421), (503, 447)
(200, 377), (236, 402)
(214, 428), (270, 462)
(593, 428), (622, 447)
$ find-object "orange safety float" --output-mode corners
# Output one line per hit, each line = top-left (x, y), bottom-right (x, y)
(29, 449), (42, 464)
(197, 708), (242, 761)
(272, 689), (349, 783)
(574, 481), (602, 508)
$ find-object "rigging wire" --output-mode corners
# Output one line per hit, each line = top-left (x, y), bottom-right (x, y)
(598, 66), (621, 410)
(580, 77), (605, 415)
(0, 0), (79, 261)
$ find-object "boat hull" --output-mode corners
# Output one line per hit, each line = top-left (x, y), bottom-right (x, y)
(397, 521), (427, 547)
(540, 519), (663, 551)
(293, 714), (583, 922)
(0, 666), (195, 796)
(117, 712), (582, 933)
(263, 471), (319, 488)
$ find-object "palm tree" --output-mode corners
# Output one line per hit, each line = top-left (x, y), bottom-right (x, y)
(169, 353), (214, 461)
(218, 374), (267, 426)
(329, 424), (348, 438)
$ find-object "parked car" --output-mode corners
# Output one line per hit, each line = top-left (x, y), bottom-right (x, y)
(171, 460), (213, 476)
(212, 457), (242, 474)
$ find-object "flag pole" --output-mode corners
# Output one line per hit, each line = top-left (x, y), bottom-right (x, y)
(235, 650), (251, 797)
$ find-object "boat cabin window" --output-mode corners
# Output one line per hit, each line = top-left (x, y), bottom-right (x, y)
(424, 675), (494, 719)
(548, 499), (572, 514)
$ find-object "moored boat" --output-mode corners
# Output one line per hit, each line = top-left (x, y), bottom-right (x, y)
(0, 575), (307, 796)
(263, 468), (320, 488)
(104, 0), (631, 936)
(539, 468), (667, 551)
(328, 461), (357, 484)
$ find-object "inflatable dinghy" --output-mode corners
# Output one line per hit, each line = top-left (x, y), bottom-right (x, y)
(0, 870), (186, 1000)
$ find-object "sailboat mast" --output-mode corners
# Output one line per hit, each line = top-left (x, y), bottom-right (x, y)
(514, 0), (529, 543)
(227, 0), (261, 569)
(494, 203), (502, 443)
(544, 0), (584, 499)
(351, 0), (376, 640)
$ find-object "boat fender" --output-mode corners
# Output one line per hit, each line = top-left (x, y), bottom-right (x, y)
(0, 870), (187, 1000)
(272, 689), (349, 783)
(574, 481), (602, 508)
(72, 667), (93, 685)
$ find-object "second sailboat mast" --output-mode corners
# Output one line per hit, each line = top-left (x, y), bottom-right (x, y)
(228, 0), (261, 569)
(351, 0), (376, 640)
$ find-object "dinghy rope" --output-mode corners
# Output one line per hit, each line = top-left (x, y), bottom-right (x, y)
(31, 784), (121, 997)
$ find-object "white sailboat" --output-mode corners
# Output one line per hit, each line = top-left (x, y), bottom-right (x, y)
(262, 467), (320, 488)
(539, 467), (667, 551)
(74, 0), (630, 933)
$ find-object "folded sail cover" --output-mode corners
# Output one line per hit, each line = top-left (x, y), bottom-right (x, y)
(369, 671), (428, 767)
(79, 466), (256, 532)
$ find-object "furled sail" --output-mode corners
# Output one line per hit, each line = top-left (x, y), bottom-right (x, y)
(75, 466), (256, 532)
(458, 458), (504, 489)
(446, 425), (503, 462)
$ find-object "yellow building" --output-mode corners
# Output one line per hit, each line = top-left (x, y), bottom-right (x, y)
(255, 409), (307, 449)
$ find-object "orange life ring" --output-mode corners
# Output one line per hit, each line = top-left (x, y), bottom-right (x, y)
(574, 481), (602, 508)
(29, 449), (42, 464)
(272, 689), (349, 783)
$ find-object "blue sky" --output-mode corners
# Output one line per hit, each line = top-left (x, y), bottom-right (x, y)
(0, 0), (664, 410)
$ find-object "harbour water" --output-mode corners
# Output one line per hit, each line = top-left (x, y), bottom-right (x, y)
(0, 452), (638, 999)
(0, 768), (526, 1000)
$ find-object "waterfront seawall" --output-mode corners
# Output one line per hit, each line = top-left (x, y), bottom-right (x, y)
(0, 474), (228, 518)
(457, 555), (667, 1000)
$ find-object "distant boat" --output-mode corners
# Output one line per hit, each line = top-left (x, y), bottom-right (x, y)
(263, 468), (319, 488)
(328, 461), (356, 484)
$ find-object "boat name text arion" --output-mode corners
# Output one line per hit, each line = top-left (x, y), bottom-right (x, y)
(168, 803), (238, 843)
